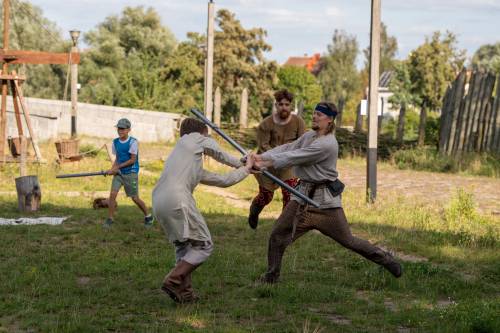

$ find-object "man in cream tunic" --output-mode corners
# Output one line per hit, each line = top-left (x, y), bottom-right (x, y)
(152, 118), (253, 303)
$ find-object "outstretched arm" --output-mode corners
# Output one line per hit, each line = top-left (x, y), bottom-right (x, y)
(202, 136), (242, 168)
(255, 141), (325, 170)
(200, 154), (255, 187)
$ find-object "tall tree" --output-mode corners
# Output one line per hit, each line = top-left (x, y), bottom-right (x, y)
(162, 32), (205, 114)
(277, 66), (322, 113)
(1, 0), (67, 99)
(318, 29), (361, 127)
(363, 22), (398, 75)
(79, 6), (176, 110)
(408, 31), (465, 145)
(388, 61), (421, 142)
(213, 9), (278, 121)
(471, 43), (500, 74)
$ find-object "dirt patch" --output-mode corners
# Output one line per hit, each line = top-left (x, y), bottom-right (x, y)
(77, 277), (91, 286)
(338, 164), (500, 214)
(436, 298), (456, 308)
(308, 308), (351, 325)
(384, 299), (398, 312)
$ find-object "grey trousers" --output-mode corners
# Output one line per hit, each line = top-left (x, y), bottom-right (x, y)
(174, 239), (214, 266)
(262, 201), (393, 282)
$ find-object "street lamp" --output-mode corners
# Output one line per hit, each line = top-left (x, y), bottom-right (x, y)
(69, 30), (80, 47)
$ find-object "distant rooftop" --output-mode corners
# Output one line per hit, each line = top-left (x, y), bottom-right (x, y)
(283, 53), (321, 73)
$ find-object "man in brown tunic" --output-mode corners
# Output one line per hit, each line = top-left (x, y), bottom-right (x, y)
(248, 89), (306, 229)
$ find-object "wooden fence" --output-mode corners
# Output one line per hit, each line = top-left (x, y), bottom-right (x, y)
(439, 69), (500, 155)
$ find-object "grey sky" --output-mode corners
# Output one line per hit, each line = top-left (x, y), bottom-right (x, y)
(28, 0), (500, 66)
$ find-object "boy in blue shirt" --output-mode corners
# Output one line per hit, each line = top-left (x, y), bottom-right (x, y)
(104, 118), (153, 227)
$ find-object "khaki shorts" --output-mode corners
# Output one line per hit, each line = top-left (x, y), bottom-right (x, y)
(111, 173), (139, 197)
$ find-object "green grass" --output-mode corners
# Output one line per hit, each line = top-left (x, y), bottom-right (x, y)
(392, 147), (500, 178)
(0, 140), (499, 332)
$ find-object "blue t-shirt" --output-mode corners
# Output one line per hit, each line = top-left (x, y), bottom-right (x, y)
(113, 136), (139, 174)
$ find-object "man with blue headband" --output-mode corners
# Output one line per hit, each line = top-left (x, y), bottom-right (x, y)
(254, 102), (402, 283)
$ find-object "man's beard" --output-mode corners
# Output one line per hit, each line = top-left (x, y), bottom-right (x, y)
(312, 124), (319, 130)
(279, 111), (290, 119)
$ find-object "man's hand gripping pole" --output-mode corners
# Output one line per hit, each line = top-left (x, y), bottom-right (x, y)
(190, 108), (320, 208)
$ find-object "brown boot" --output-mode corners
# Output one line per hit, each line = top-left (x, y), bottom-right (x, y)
(381, 252), (403, 278)
(248, 201), (265, 229)
(180, 273), (199, 302)
(161, 260), (198, 303)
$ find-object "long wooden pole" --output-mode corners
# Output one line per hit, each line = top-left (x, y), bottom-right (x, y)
(366, 0), (381, 203)
(204, 0), (215, 122)
(0, 0), (10, 161)
(70, 45), (78, 137)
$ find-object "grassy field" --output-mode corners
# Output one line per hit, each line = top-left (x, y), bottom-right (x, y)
(0, 139), (499, 332)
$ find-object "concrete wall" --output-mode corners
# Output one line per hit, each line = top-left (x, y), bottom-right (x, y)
(5, 96), (182, 142)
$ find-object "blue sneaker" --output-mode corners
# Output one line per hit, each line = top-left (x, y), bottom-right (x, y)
(103, 218), (113, 228)
(144, 214), (154, 227)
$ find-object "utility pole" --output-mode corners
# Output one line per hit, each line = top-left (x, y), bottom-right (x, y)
(204, 0), (215, 122)
(0, 0), (10, 160)
(69, 30), (80, 138)
(367, 0), (381, 203)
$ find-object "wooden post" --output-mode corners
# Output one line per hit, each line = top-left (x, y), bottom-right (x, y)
(297, 100), (304, 118)
(438, 85), (453, 153)
(476, 74), (495, 151)
(367, 0), (381, 203)
(13, 79), (43, 161)
(19, 135), (26, 176)
(0, 0), (10, 161)
(239, 87), (248, 129)
(445, 69), (466, 155)
(460, 72), (479, 152)
(70, 43), (79, 137)
(214, 86), (221, 127)
(466, 73), (486, 151)
(488, 75), (500, 152)
(204, 1), (215, 122)
(15, 175), (41, 212)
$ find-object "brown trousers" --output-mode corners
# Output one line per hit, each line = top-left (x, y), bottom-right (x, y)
(263, 201), (393, 282)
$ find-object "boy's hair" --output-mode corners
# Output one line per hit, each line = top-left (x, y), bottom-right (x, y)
(180, 118), (208, 137)
(274, 89), (294, 103)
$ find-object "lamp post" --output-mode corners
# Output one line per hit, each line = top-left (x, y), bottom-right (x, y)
(69, 30), (80, 138)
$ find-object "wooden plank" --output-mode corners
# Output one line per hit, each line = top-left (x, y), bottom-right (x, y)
(457, 72), (477, 153)
(0, 50), (80, 65)
(475, 74), (496, 151)
(446, 69), (467, 154)
(12, 80), (43, 161)
(491, 80), (500, 152)
(10, 80), (23, 136)
(438, 84), (453, 153)
(481, 100), (492, 151)
(488, 75), (500, 152)
(465, 72), (485, 151)
(0, 74), (26, 80)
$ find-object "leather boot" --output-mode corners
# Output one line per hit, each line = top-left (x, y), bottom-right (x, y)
(381, 252), (403, 278)
(180, 273), (199, 302)
(161, 260), (198, 303)
(248, 201), (265, 229)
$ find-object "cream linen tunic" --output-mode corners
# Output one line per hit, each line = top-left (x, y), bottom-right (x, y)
(152, 132), (247, 243)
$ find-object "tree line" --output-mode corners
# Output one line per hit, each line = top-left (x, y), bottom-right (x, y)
(2, 2), (500, 145)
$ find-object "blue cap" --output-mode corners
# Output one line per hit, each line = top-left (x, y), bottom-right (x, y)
(116, 118), (131, 129)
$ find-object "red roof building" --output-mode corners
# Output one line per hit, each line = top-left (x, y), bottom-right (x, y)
(283, 53), (321, 73)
